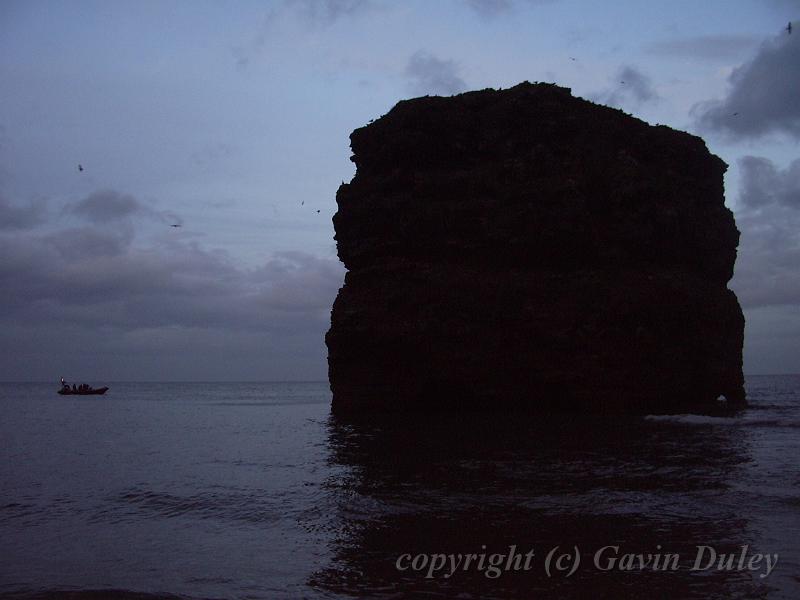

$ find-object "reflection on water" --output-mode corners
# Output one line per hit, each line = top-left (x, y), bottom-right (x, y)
(312, 411), (772, 599)
(1, 380), (797, 598)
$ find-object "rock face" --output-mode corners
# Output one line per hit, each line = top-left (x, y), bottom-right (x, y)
(326, 82), (745, 413)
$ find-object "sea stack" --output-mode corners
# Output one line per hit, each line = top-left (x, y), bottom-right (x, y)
(326, 82), (745, 413)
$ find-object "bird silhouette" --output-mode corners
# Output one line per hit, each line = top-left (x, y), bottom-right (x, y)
(78, 164), (84, 172)
(788, 22), (792, 35)
(170, 224), (181, 228)
(316, 210), (320, 213)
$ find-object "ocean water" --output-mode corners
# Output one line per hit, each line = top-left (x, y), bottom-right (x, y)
(1, 377), (799, 599)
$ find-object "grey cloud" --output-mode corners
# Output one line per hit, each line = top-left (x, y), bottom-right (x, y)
(594, 66), (658, 109)
(232, 0), (375, 69)
(646, 34), (760, 60)
(68, 190), (142, 223)
(730, 156), (800, 309)
(0, 208), (344, 376)
(253, 251), (345, 313)
(191, 143), (237, 172)
(738, 156), (800, 209)
(231, 8), (277, 70)
(405, 51), (468, 97)
(157, 210), (184, 227)
(45, 227), (134, 260)
(732, 206), (800, 309)
(0, 194), (46, 230)
(66, 189), (184, 228)
(765, 0), (800, 11)
(2, 320), (330, 382)
(693, 31), (800, 139)
(463, 0), (515, 16)
(462, 0), (555, 17)
(0, 212), (344, 337)
(289, 0), (375, 25)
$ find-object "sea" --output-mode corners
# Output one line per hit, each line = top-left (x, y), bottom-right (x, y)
(1, 377), (799, 599)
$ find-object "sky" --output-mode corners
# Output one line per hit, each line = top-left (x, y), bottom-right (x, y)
(1, 0), (798, 381)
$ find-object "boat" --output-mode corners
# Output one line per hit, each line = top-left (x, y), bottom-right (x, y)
(58, 386), (109, 395)
(58, 378), (109, 395)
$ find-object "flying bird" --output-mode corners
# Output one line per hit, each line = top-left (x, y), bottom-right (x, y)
(78, 164), (84, 172)
(788, 22), (792, 34)
(316, 210), (320, 213)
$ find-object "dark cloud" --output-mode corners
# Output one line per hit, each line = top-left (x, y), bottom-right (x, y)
(231, 7), (278, 70)
(190, 143), (237, 172)
(45, 227), (134, 260)
(462, 0), (555, 18)
(646, 34), (760, 60)
(68, 190), (142, 223)
(692, 31), (800, 139)
(463, 0), (514, 16)
(0, 189), (345, 380)
(289, 0), (374, 24)
(405, 51), (468, 97)
(252, 251), (346, 313)
(730, 156), (800, 309)
(0, 194), (46, 230)
(765, 0), (800, 11)
(738, 156), (800, 209)
(232, 0), (375, 69)
(593, 66), (658, 109)
(0, 224), (343, 332)
(65, 189), (183, 228)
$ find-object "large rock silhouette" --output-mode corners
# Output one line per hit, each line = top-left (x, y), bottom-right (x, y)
(326, 82), (745, 413)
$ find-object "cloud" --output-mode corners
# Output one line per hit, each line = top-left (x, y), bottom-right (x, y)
(45, 227), (134, 260)
(765, 0), (800, 12)
(190, 142), (237, 172)
(0, 194), (46, 230)
(67, 190), (142, 223)
(646, 34), (760, 60)
(462, 0), (556, 18)
(692, 30), (800, 140)
(0, 223), (343, 333)
(593, 66), (658, 109)
(289, 0), (374, 25)
(65, 189), (184, 227)
(0, 189), (345, 380)
(730, 156), (800, 309)
(463, 0), (515, 16)
(405, 51), (468, 97)
(738, 156), (800, 209)
(252, 251), (346, 313)
(232, 0), (376, 69)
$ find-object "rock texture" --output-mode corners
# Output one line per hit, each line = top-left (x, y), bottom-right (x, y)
(326, 82), (745, 413)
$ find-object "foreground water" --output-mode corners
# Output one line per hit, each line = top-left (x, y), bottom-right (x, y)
(1, 378), (798, 599)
